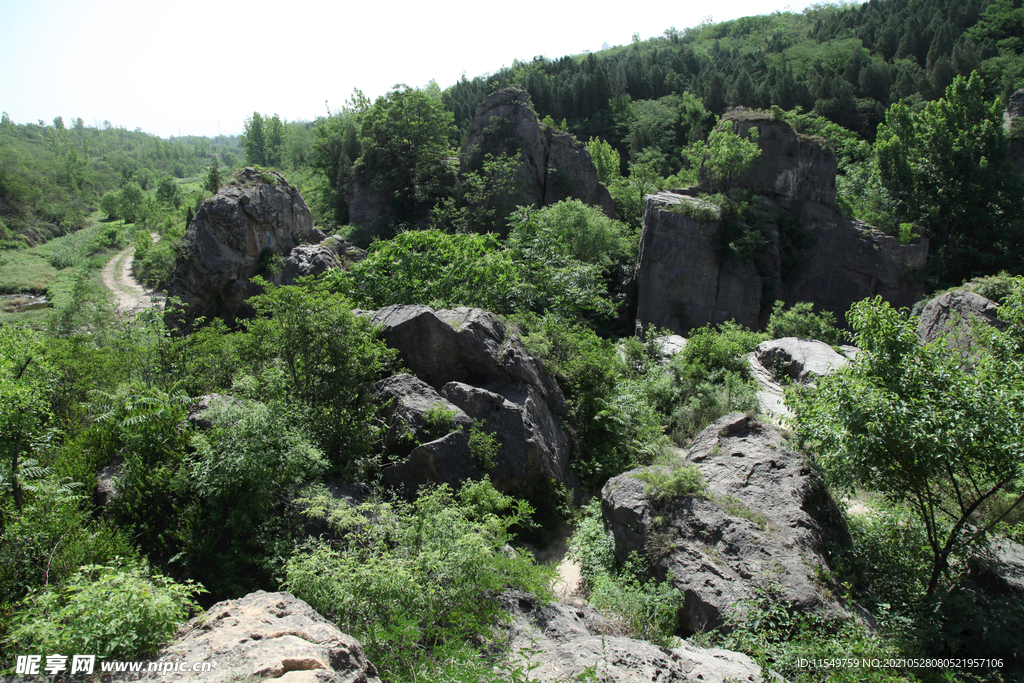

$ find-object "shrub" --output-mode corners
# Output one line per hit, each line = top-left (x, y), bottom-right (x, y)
(285, 480), (553, 680)
(4, 559), (204, 660)
(765, 300), (842, 344)
(634, 462), (707, 501)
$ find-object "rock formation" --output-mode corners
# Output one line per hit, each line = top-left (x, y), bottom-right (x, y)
(754, 337), (849, 384)
(167, 168), (364, 330)
(1007, 88), (1024, 176)
(364, 305), (573, 496)
(918, 290), (1004, 346)
(462, 87), (616, 232)
(602, 413), (848, 634)
(503, 592), (766, 682)
(635, 111), (928, 333)
(126, 591), (379, 682)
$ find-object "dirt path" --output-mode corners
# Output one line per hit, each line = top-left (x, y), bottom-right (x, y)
(101, 239), (164, 316)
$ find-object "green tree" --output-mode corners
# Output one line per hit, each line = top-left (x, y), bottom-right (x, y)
(241, 112), (266, 166)
(99, 190), (120, 220)
(356, 85), (458, 226)
(264, 114), (287, 167)
(685, 119), (761, 193)
(791, 296), (1024, 595)
(205, 159), (221, 195)
(586, 136), (621, 186)
(118, 182), (146, 224)
(875, 72), (1024, 285)
(155, 176), (181, 208)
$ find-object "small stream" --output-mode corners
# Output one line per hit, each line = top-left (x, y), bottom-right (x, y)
(1, 294), (49, 313)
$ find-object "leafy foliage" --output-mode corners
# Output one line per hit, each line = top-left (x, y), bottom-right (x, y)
(5, 559), (203, 660)
(285, 480), (553, 680)
(791, 295), (1024, 595)
(766, 300), (842, 344)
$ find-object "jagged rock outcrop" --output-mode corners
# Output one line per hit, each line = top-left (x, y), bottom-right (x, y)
(503, 592), (766, 682)
(123, 591), (379, 682)
(167, 168), (363, 330)
(277, 235), (367, 286)
(918, 290), (1004, 345)
(364, 305), (572, 495)
(754, 337), (848, 384)
(462, 87), (616, 232)
(1007, 88), (1024, 176)
(635, 112), (928, 334)
(602, 413), (848, 634)
(969, 539), (1024, 598)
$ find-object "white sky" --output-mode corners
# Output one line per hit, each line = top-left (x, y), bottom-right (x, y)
(0, 0), (826, 139)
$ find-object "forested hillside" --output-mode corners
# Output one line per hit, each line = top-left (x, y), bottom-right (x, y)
(2, 0), (1024, 680)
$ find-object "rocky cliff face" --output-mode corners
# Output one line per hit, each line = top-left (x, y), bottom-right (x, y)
(636, 112), (928, 333)
(462, 87), (616, 231)
(167, 168), (364, 330)
(1007, 88), (1024, 176)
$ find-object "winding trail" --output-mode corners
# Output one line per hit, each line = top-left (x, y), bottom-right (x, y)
(101, 235), (165, 315)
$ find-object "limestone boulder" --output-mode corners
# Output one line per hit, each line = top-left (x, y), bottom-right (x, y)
(366, 305), (573, 495)
(167, 169), (359, 330)
(917, 290), (1003, 346)
(502, 592), (766, 682)
(968, 539), (1024, 598)
(1006, 88), (1024, 175)
(369, 373), (473, 454)
(602, 413), (848, 633)
(462, 86), (616, 231)
(754, 337), (848, 384)
(124, 591), (379, 682)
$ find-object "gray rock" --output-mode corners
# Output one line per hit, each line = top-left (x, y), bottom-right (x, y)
(462, 86), (616, 233)
(188, 394), (230, 430)
(94, 455), (123, 508)
(969, 539), (1024, 598)
(716, 111), (837, 208)
(635, 190), (928, 335)
(602, 413), (848, 633)
(277, 235), (366, 286)
(382, 430), (479, 495)
(1006, 89), (1024, 176)
(167, 169), (356, 330)
(366, 305), (573, 496)
(654, 334), (688, 362)
(917, 290), (1003, 346)
(754, 337), (848, 383)
(369, 373), (473, 454)
(440, 382), (571, 494)
(123, 591), (379, 682)
(502, 593), (766, 682)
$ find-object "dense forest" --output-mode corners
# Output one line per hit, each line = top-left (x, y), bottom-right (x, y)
(2, 0), (1024, 680)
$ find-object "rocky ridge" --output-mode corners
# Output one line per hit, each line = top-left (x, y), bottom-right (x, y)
(462, 86), (617, 231)
(635, 111), (929, 333)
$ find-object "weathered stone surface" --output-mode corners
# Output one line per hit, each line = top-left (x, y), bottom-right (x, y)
(502, 592), (766, 682)
(754, 337), (848, 383)
(93, 455), (123, 508)
(369, 373), (473, 454)
(602, 413), (848, 633)
(125, 591), (379, 682)
(969, 539), (1024, 598)
(188, 394), (231, 430)
(654, 334), (688, 362)
(366, 305), (573, 495)
(346, 176), (397, 235)
(635, 193), (765, 331)
(277, 235), (366, 286)
(462, 86), (616, 231)
(441, 381), (571, 493)
(917, 290), (1003, 345)
(717, 110), (837, 208)
(167, 169), (359, 330)
(636, 136), (928, 334)
(1006, 89), (1024, 175)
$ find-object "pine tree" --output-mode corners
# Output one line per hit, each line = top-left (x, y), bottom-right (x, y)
(205, 160), (222, 195)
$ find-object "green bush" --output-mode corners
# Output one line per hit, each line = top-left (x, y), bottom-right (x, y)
(4, 559), (203, 660)
(137, 240), (177, 289)
(285, 480), (553, 680)
(634, 462), (707, 501)
(765, 300), (842, 344)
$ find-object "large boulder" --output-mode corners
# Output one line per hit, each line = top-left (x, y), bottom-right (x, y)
(126, 591), (379, 682)
(754, 337), (848, 384)
(366, 305), (573, 495)
(917, 290), (1003, 346)
(602, 413), (848, 634)
(167, 168), (363, 330)
(502, 592), (766, 682)
(462, 86), (616, 232)
(277, 235), (367, 286)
